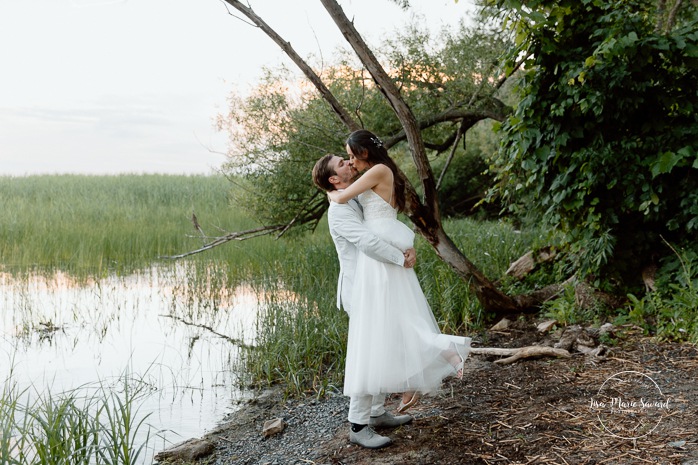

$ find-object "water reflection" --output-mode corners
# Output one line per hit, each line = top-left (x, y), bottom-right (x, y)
(0, 264), (263, 459)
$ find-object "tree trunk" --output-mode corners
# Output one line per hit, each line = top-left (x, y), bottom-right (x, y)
(437, 234), (520, 313)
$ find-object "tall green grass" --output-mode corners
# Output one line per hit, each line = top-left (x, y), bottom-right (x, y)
(0, 375), (153, 465)
(417, 217), (544, 332)
(0, 174), (255, 277)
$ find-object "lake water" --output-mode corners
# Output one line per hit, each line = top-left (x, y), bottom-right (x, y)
(0, 264), (261, 460)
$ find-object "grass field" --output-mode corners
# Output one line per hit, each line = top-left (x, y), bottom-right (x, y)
(0, 174), (251, 275)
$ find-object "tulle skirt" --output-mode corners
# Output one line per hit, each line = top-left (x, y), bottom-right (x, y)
(343, 242), (471, 397)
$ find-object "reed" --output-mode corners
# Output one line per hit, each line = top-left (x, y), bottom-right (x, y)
(22, 391), (97, 465)
(97, 379), (151, 465)
(0, 375), (153, 465)
(0, 174), (253, 277)
(0, 382), (23, 465)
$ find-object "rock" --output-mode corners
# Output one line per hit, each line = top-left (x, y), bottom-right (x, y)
(490, 318), (511, 331)
(155, 438), (214, 463)
(586, 323), (614, 339)
(262, 418), (285, 437)
(554, 325), (584, 351)
(554, 325), (609, 358)
(598, 322), (614, 336)
(536, 319), (557, 334)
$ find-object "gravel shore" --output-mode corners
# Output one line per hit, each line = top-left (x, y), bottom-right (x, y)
(202, 388), (353, 465)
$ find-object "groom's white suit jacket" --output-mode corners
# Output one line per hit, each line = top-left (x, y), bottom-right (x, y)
(327, 198), (405, 314)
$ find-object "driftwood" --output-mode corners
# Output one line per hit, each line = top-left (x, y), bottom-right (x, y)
(155, 438), (214, 462)
(160, 314), (252, 350)
(505, 246), (557, 280)
(470, 346), (571, 365)
(470, 321), (615, 365)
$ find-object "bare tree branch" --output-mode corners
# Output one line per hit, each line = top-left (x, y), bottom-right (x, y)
(424, 128), (460, 153)
(436, 121), (466, 191)
(161, 314), (252, 349)
(495, 52), (531, 90)
(162, 225), (287, 259)
(191, 211), (207, 245)
(222, 0), (361, 132)
(470, 346), (571, 364)
(655, 0), (668, 32)
(384, 104), (509, 149)
(665, 0), (684, 32)
(276, 190), (326, 238)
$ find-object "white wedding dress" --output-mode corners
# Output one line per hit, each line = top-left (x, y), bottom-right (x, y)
(343, 189), (471, 397)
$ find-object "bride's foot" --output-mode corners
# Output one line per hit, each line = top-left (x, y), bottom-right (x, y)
(448, 349), (466, 380)
(454, 359), (465, 380)
(397, 391), (421, 413)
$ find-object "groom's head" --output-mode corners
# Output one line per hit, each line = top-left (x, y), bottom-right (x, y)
(312, 154), (358, 191)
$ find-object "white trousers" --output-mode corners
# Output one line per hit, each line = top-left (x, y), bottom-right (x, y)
(348, 394), (386, 425)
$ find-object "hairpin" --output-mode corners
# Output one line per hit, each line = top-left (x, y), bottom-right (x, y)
(370, 136), (383, 148)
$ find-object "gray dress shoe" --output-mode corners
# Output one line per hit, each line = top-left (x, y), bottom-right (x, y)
(349, 426), (392, 449)
(368, 411), (413, 429)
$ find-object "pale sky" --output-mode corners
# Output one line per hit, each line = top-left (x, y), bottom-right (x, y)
(0, 0), (471, 176)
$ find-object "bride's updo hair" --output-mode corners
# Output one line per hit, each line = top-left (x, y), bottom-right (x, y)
(346, 129), (406, 212)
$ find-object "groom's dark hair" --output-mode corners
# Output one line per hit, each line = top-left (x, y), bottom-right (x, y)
(312, 154), (336, 192)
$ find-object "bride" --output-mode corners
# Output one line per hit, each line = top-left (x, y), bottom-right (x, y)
(328, 129), (471, 412)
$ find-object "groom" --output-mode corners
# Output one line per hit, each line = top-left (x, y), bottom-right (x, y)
(312, 153), (415, 449)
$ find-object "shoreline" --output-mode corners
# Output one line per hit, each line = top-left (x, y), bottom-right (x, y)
(201, 387), (352, 464)
(159, 327), (698, 465)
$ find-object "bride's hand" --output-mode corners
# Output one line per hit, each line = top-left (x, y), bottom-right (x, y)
(328, 190), (341, 203)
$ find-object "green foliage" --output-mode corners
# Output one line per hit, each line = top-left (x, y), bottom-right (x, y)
(487, 0), (698, 283)
(97, 380), (151, 465)
(618, 244), (698, 341)
(27, 392), (97, 465)
(219, 66), (348, 230)
(541, 285), (598, 326)
(0, 375), (152, 465)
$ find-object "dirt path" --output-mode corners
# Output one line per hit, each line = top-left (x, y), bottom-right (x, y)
(201, 325), (698, 465)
